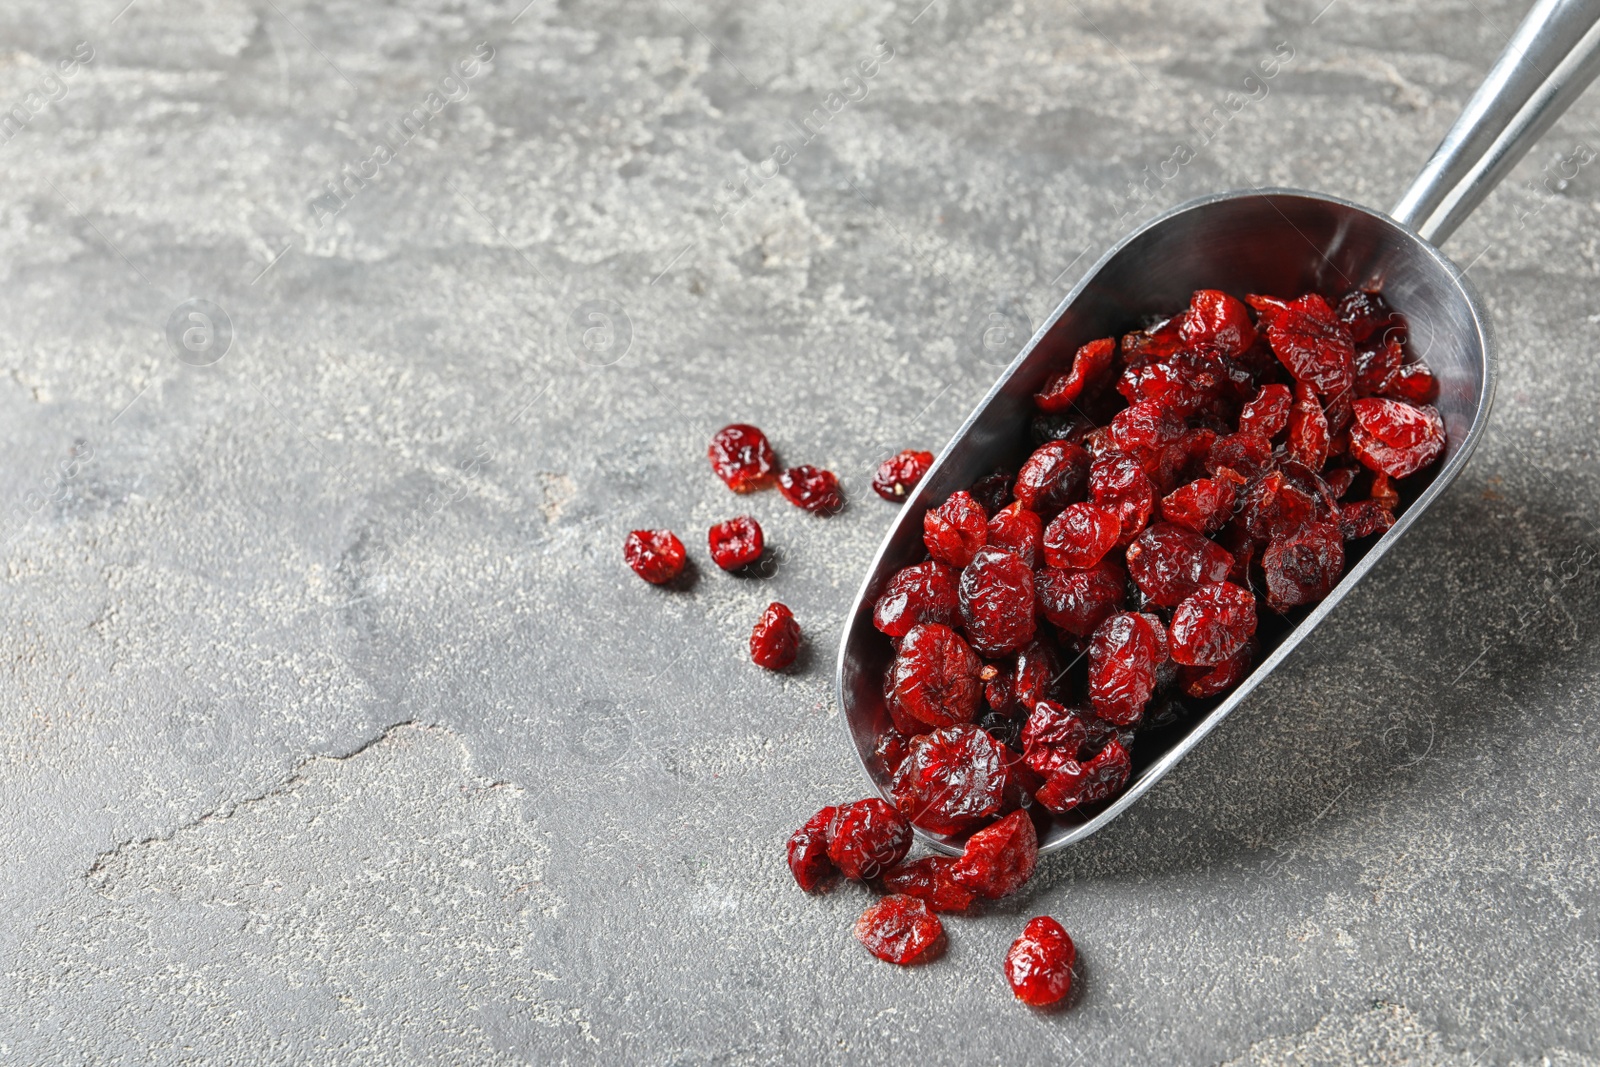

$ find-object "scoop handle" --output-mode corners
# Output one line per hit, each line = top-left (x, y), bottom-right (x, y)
(1392, 0), (1600, 245)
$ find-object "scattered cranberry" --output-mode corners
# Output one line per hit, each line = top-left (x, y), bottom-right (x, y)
(787, 806), (838, 891)
(855, 895), (943, 965)
(1005, 916), (1076, 1006)
(924, 490), (989, 568)
(623, 529), (687, 585)
(827, 798), (912, 880)
(1159, 476), (1238, 535)
(1021, 700), (1092, 777)
(708, 424), (777, 492)
(874, 449), (935, 501)
(1124, 522), (1233, 608)
(1180, 289), (1256, 357)
(778, 465), (843, 514)
(707, 516), (764, 571)
(750, 602), (801, 670)
(1262, 521), (1345, 612)
(950, 809), (1038, 899)
(1035, 558), (1126, 638)
(1239, 383), (1292, 439)
(873, 562), (960, 638)
(877, 856), (977, 913)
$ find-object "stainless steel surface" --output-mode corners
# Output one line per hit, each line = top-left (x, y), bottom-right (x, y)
(1392, 0), (1600, 243)
(837, 0), (1600, 857)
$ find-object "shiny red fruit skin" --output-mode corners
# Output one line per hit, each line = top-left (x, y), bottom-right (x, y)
(1336, 288), (1395, 343)
(708, 424), (777, 492)
(873, 562), (960, 638)
(1262, 521), (1345, 613)
(1042, 502), (1121, 569)
(877, 856), (978, 913)
(1035, 559), (1127, 638)
(1159, 476), (1239, 535)
(1124, 522), (1234, 608)
(777, 465), (843, 514)
(1266, 292), (1355, 397)
(1168, 582), (1257, 667)
(1239, 383), (1292, 439)
(787, 806), (838, 891)
(950, 809), (1038, 899)
(1207, 431), (1275, 481)
(1350, 398), (1446, 478)
(873, 449), (935, 501)
(1013, 441), (1091, 517)
(707, 516), (764, 570)
(959, 547), (1038, 655)
(1180, 289), (1257, 357)
(827, 798), (913, 880)
(1287, 383), (1330, 469)
(886, 623), (983, 730)
(623, 529), (687, 584)
(750, 602), (801, 670)
(1034, 736), (1132, 814)
(1022, 700), (1092, 776)
(924, 490), (989, 568)
(1180, 640), (1255, 698)
(890, 724), (1010, 836)
(1339, 499), (1396, 539)
(987, 501), (1044, 568)
(1035, 337), (1116, 412)
(1005, 916), (1076, 1006)
(1088, 613), (1168, 726)
(855, 895), (943, 965)
(1088, 450), (1155, 545)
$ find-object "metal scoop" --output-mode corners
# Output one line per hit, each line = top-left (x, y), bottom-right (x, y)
(836, 0), (1600, 856)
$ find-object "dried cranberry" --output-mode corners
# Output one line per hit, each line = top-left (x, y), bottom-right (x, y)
(1350, 398), (1445, 478)
(1266, 293), (1355, 397)
(873, 449), (935, 501)
(1035, 337), (1115, 412)
(1180, 289), (1257, 357)
(1239, 382), (1292, 439)
(777, 465), (843, 514)
(855, 895), (943, 965)
(1325, 465), (1358, 499)
(1384, 362), (1439, 404)
(1207, 431), (1276, 481)
(988, 639), (1059, 715)
(1035, 558), (1126, 638)
(750, 602), (801, 670)
(623, 529), (687, 585)
(828, 798), (913, 880)
(1005, 916), (1076, 1007)
(1370, 471), (1400, 510)
(1336, 288), (1395, 343)
(959, 547), (1038, 656)
(890, 724), (1010, 835)
(1087, 613), (1167, 726)
(708, 424), (777, 492)
(1159, 476), (1239, 536)
(707, 516), (764, 571)
(1356, 333), (1405, 396)
(873, 561), (960, 638)
(1262, 521), (1345, 612)
(950, 809), (1038, 899)
(1124, 522), (1234, 608)
(969, 469), (1016, 514)
(1042, 502), (1121, 570)
(886, 623), (983, 730)
(874, 728), (910, 775)
(924, 490), (988, 568)
(1120, 315), (1186, 362)
(1022, 700), (1092, 776)
(1238, 470), (1316, 542)
(1088, 450), (1155, 545)
(786, 805), (839, 892)
(1119, 350), (1224, 415)
(1109, 400), (1186, 466)
(1179, 640), (1255, 698)
(1339, 499), (1396, 539)
(877, 856), (977, 913)
(1034, 736), (1132, 814)
(1245, 293), (1293, 330)
(1286, 383), (1330, 469)
(987, 502), (1044, 568)
(1168, 582), (1257, 666)
(1013, 441), (1090, 516)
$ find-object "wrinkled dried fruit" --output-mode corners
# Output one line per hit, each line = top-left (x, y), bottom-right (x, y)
(1035, 737), (1132, 814)
(750, 602), (801, 670)
(1014, 441), (1091, 516)
(828, 798), (913, 880)
(959, 547), (1037, 655)
(1022, 700), (1092, 777)
(787, 806), (838, 891)
(1336, 288), (1395, 343)
(1035, 559), (1127, 638)
(1088, 613), (1168, 725)
(874, 449), (935, 501)
(924, 490), (989, 568)
(1159, 476), (1238, 535)
(708, 424), (778, 492)
(1035, 337), (1116, 412)
(1339, 499), (1396, 539)
(886, 623), (983, 730)
(874, 728), (910, 775)
(624, 529), (687, 585)
(1239, 383), (1292, 439)
(988, 639), (1059, 715)
(708, 516), (764, 571)
(1180, 289), (1256, 357)
(1287, 383), (1330, 469)
(777, 465), (843, 514)
(1262, 521), (1345, 613)
(1088, 451), (1155, 544)
(1124, 522), (1234, 608)
(1179, 639), (1256, 698)
(987, 501), (1044, 568)
(874, 562), (960, 638)
(950, 809), (1038, 899)
(1266, 293), (1355, 397)
(855, 895), (943, 965)
(1005, 916), (1076, 1007)
(891, 724), (1010, 836)
(969, 469), (1017, 514)
(1207, 431), (1275, 481)
(1168, 582), (1257, 667)
(877, 856), (978, 913)
(1350, 398), (1445, 478)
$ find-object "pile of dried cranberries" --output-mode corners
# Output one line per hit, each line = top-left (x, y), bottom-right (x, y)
(791, 285), (1443, 1003)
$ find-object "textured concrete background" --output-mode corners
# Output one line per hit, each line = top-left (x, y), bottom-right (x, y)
(0, 0), (1596, 1062)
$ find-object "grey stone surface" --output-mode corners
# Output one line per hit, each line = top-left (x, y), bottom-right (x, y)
(0, 0), (1596, 1062)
